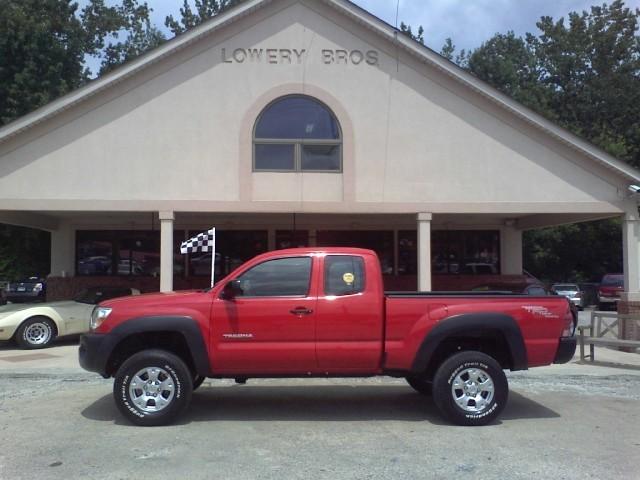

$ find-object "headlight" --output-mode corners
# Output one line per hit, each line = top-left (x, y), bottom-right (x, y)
(90, 307), (112, 331)
(32, 283), (43, 292)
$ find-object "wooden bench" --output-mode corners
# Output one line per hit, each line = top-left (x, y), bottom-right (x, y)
(578, 311), (640, 361)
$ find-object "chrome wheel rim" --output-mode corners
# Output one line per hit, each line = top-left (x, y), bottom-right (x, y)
(129, 367), (175, 413)
(24, 322), (52, 345)
(451, 367), (495, 413)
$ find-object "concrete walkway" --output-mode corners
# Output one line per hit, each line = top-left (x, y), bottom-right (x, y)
(1, 336), (638, 377)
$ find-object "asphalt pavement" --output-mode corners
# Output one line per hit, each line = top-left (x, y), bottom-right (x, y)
(0, 338), (639, 480)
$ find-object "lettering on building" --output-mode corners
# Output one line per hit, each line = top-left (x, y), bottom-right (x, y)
(221, 48), (379, 66)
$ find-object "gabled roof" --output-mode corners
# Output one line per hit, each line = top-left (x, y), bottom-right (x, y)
(1, 0), (639, 183)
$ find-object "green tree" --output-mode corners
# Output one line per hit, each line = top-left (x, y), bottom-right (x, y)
(0, 225), (51, 281)
(0, 0), (164, 126)
(0, 0), (87, 125)
(440, 37), (455, 60)
(523, 219), (623, 283)
(399, 21), (424, 45)
(84, 0), (166, 75)
(467, 31), (552, 116)
(165, 0), (245, 36)
(527, 0), (640, 165)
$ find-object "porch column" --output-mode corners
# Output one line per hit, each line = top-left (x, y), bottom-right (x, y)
(622, 209), (640, 295)
(50, 221), (74, 277)
(417, 213), (432, 292)
(501, 224), (523, 275)
(619, 208), (640, 342)
(159, 211), (175, 293)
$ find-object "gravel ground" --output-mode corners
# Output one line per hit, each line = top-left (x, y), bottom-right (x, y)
(0, 369), (639, 480)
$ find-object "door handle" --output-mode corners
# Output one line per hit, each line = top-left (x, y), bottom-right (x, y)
(290, 307), (313, 316)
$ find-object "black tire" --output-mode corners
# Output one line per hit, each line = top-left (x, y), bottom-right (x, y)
(193, 375), (206, 391)
(113, 349), (193, 426)
(15, 316), (56, 349)
(405, 375), (432, 396)
(432, 351), (508, 426)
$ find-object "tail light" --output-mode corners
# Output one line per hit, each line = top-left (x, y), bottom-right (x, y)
(561, 303), (576, 337)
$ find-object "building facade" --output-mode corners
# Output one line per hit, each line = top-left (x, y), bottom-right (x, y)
(1, 0), (640, 301)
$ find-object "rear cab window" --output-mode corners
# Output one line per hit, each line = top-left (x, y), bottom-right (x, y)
(324, 255), (365, 296)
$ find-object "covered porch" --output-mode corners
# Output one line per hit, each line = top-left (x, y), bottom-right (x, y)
(1, 208), (633, 300)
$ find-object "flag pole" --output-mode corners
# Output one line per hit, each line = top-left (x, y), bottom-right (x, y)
(210, 227), (216, 288)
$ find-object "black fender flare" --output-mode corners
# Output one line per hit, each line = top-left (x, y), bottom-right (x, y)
(410, 313), (528, 373)
(108, 316), (211, 376)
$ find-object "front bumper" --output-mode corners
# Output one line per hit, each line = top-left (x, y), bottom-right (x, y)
(0, 324), (18, 341)
(554, 336), (577, 364)
(79, 333), (116, 378)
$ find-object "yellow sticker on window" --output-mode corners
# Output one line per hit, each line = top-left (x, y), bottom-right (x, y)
(343, 272), (355, 284)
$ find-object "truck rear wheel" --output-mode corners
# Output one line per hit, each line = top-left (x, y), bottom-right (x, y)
(432, 351), (507, 426)
(113, 349), (193, 426)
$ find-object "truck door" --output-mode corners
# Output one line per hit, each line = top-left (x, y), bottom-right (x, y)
(315, 254), (385, 371)
(210, 255), (318, 374)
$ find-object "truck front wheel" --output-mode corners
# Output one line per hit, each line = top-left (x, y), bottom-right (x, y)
(432, 351), (508, 426)
(405, 375), (432, 395)
(113, 349), (193, 426)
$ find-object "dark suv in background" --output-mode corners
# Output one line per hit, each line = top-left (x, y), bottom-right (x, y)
(598, 274), (624, 310)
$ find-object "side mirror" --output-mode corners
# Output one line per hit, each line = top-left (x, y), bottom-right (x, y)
(221, 280), (243, 300)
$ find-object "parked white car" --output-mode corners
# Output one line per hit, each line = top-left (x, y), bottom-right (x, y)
(0, 286), (140, 349)
(551, 283), (584, 309)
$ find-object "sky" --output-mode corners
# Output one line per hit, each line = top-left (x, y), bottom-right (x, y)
(140, 0), (640, 53)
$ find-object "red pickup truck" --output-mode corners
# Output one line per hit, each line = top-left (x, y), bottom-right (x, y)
(80, 248), (576, 427)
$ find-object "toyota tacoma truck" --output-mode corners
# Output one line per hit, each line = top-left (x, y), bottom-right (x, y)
(79, 248), (576, 427)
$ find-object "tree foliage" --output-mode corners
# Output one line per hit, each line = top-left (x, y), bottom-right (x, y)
(0, 226), (50, 281)
(463, 1), (640, 167)
(0, 0), (87, 125)
(523, 219), (623, 283)
(86, 0), (167, 75)
(0, 0), (165, 126)
(165, 0), (244, 36)
(399, 22), (424, 45)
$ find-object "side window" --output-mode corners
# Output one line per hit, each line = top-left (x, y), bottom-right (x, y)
(324, 255), (365, 296)
(235, 257), (312, 297)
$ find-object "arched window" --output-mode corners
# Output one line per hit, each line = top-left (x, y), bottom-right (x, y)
(253, 95), (342, 172)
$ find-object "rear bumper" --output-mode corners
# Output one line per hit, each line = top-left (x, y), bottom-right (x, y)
(598, 296), (619, 303)
(554, 337), (577, 364)
(79, 333), (116, 378)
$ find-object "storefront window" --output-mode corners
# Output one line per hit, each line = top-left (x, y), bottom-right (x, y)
(432, 231), (500, 275)
(77, 230), (185, 277)
(398, 231), (417, 275)
(189, 230), (268, 278)
(117, 231), (159, 276)
(276, 230), (309, 249)
(77, 231), (114, 276)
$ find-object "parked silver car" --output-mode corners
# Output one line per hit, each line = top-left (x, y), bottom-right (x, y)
(551, 283), (584, 309)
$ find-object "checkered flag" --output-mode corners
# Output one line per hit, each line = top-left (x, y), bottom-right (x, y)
(180, 229), (215, 254)
(181, 228), (216, 287)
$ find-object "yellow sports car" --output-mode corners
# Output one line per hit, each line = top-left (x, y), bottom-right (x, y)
(0, 286), (139, 349)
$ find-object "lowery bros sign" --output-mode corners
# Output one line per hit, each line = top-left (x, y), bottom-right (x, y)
(221, 47), (379, 65)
